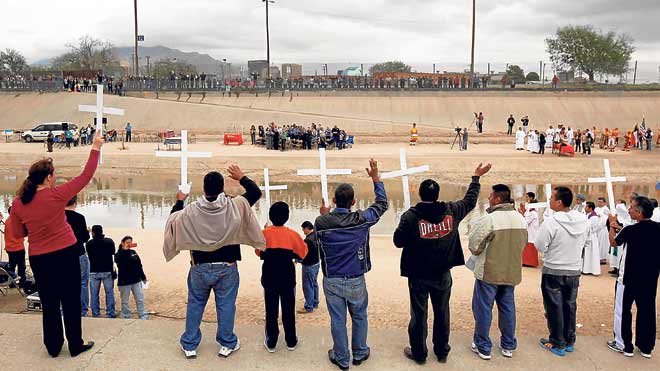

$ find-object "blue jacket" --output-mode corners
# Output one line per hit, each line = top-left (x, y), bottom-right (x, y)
(315, 182), (388, 278)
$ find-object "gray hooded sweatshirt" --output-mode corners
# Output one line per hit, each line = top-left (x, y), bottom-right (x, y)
(535, 210), (591, 275)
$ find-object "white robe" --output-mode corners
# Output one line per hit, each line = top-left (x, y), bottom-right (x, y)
(652, 208), (660, 222)
(531, 133), (540, 153)
(527, 131), (534, 151)
(516, 130), (526, 149)
(525, 209), (540, 243)
(594, 206), (611, 260)
(582, 213), (601, 275)
(545, 129), (555, 147)
(610, 204), (633, 269)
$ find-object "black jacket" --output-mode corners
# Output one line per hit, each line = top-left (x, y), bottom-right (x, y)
(65, 210), (90, 256)
(86, 236), (116, 273)
(115, 249), (147, 286)
(393, 176), (481, 280)
(302, 232), (320, 266)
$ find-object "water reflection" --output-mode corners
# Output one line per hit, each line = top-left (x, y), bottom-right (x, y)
(0, 175), (657, 235)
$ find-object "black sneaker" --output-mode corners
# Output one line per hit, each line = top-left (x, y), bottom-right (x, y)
(403, 346), (426, 365)
(352, 350), (370, 366)
(328, 349), (349, 371)
(70, 341), (95, 357)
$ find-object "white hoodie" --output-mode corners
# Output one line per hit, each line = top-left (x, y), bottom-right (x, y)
(535, 210), (591, 274)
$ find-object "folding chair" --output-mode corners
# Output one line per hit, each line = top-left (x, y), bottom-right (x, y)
(0, 266), (24, 297)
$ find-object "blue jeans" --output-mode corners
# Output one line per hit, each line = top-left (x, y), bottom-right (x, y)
(90, 272), (116, 317)
(119, 283), (147, 320)
(302, 264), (320, 311)
(323, 275), (370, 368)
(180, 263), (239, 351)
(79, 255), (90, 317)
(472, 279), (517, 355)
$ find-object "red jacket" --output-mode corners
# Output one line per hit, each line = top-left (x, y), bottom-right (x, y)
(10, 150), (99, 256)
(4, 217), (25, 252)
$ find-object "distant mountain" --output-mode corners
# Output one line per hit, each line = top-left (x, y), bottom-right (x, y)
(113, 45), (225, 74)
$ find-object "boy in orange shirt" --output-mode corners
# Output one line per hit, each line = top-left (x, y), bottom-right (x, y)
(258, 201), (308, 353)
(3, 207), (27, 285)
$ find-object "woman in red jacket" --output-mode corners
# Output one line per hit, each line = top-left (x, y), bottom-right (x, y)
(10, 133), (103, 358)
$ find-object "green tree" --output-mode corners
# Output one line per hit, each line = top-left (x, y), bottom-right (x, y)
(0, 48), (29, 75)
(368, 61), (411, 75)
(151, 60), (197, 79)
(545, 25), (634, 82)
(51, 35), (120, 72)
(525, 72), (540, 82)
(506, 65), (526, 84)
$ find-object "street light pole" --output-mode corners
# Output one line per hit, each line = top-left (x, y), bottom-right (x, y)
(470, 0), (476, 84)
(263, 0), (275, 80)
(134, 0), (139, 76)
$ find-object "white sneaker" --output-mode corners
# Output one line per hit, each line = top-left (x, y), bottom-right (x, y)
(264, 339), (276, 353)
(181, 345), (196, 359)
(218, 341), (240, 358)
(640, 352), (652, 359)
(623, 351), (634, 357)
(471, 342), (492, 360)
(500, 348), (514, 358)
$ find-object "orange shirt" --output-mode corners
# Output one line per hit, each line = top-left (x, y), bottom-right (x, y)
(612, 129), (619, 137)
(257, 226), (308, 259)
(4, 217), (26, 252)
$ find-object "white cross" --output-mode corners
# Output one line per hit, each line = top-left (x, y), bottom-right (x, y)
(526, 183), (552, 210)
(588, 159), (627, 214)
(155, 130), (212, 193)
(380, 148), (429, 210)
(297, 148), (352, 204)
(258, 168), (288, 225)
(78, 84), (125, 164)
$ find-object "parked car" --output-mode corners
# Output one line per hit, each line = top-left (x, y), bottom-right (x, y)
(21, 122), (79, 143)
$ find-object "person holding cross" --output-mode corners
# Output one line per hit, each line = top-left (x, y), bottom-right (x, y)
(315, 159), (388, 370)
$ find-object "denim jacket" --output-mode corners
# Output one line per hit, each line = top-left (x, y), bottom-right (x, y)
(315, 182), (388, 278)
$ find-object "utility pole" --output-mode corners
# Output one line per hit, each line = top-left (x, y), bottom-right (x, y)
(263, 0), (275, 80)
(146, 56), (150, 76)
(470, 0), (476, 81)
(633, 60), (638, 85)
(134, 0), (139, 76)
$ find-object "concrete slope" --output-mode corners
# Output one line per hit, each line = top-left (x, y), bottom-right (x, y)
(1, 91), (658, 134)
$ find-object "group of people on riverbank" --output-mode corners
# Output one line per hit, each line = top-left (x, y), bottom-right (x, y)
(251, 122), (352, 151)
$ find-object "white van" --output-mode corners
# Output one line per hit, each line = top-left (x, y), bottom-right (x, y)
(21, 122), (79, 143)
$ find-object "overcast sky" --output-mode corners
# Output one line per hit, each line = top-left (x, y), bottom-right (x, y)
(3, 0), (660, 68)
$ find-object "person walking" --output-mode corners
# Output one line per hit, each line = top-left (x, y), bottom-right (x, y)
(64, 195), (91, 317)
(394, 164), (488, 364)
(86, 225), (117, 318)
(125, 123), (133, 143)
(115, 236), (147, 320)
(467, 184), (527, 360)
(163, 165), (265, 359)
(316, 159), (388, 370)
(299, 221), (320, 313)
(507, 115), (515, 135)
(9, 133), (103, 357)
(535, 186), (591, 356)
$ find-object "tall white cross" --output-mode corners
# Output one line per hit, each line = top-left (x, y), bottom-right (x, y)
(380, 148), (429, 210)
(588, 159), (627, 214)
(526, 183), (552, 210)
(78, 84), (125, 164)
(297, 148), (352, 204)
(258, 168), (287, 224)
(155, 130), (212, 193)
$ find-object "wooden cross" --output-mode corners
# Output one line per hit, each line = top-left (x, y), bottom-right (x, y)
(526, 183), (552, 210)
(297, 148), (352, 204)
(78, 84), (125, 164)
(380, 148), (429, 210)
(155, 130), (212, 193)
(588, 159), (626, 214)
(260, 168), (287, 208)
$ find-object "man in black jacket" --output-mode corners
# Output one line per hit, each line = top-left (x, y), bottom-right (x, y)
(299, 221), (320, 313)
(86, 225), (116, 318)
(394, 163), (491, 364)
(65, 196), (91, 317)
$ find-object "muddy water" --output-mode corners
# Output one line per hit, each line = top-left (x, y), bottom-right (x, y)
(0, 174), (657, 235)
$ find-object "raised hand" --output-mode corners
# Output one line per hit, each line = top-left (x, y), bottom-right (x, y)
(320, 198), (331, 215)
(227, 164), (245, 181)
(176, 191), (189, 201)
(474, 163), (492, 177)
(92, 130), (105, 151)
(366, 158), (380, 182)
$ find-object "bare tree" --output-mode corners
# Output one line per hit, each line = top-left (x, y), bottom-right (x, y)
(52, 35), (120, 72)
(0, 48), (29, 76)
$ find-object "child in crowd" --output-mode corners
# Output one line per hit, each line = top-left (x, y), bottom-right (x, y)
(257, 202), (308, 353)
(115, 236), (148, 320)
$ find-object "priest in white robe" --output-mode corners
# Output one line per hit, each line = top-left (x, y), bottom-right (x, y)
(515, 127), (526, 150)
(545, 126), (555, 148)
(594, 197), (611, 262)
(582, 202), (601, 275)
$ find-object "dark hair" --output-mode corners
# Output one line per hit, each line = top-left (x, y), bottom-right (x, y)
(203, 171), (224, 199)
(92, 225), (103, 238)
(554, 186), (573, 208)
(419, 179), (440, 202)
(269, 201), (289, 226)
(301, 221), (314, 230)
(334, 183), (355, 209)
(18, 158), (54, 204)
(526, 192), (536, 200)
(597, 197), (606, 203)
(632, 196), (654, 218)
(7, 206), (11, 215)
(492, 184), (512, 204)
(66, 195), (78, 207)
(651, 198), (658, 208)
(586, 201), (596, 210)
(119, 235), (133, 249)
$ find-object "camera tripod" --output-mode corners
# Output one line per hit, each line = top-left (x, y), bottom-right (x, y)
(450, 128), (462, 150)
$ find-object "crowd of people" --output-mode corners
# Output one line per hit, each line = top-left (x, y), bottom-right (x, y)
(44, 124), (123, 153)
(2, 129), (659, 368)
(251, 123), (352, 151)
(63, 73), (125, 96)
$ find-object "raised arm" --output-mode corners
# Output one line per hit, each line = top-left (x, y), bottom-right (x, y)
(53, 133), (104, 202)
(362, 159), (388, 223)
(227, 164), (262, 207)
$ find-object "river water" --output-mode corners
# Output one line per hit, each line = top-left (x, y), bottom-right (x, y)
(0, 174), (657, 234)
